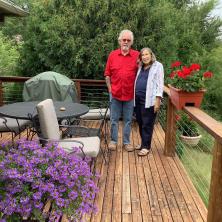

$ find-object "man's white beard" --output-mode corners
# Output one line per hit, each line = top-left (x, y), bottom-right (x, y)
(122, 45), (130, 51)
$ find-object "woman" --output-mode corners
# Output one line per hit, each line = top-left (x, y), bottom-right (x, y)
(134, 47), (164, 156)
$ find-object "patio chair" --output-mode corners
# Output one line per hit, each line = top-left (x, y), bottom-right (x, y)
(36, 99), (100, 163)
(63, 103), (110, 163)
(0, 116), (31, 143)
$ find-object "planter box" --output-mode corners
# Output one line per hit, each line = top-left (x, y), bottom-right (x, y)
(169, 85), (206, 110)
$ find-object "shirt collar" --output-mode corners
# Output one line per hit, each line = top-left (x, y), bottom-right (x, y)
(142, 65), (151, 71)
(118, 48), (132, 56)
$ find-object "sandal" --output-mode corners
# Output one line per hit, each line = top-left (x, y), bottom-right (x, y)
(135, 144), (141, 150)
(138, 148), (150, 156)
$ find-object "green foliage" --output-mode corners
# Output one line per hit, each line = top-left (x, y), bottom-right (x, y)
(201, 45), (222, 118)
(0, 31), (20, 76)
(177, 113), (199, 136)
(1, 0), (221, 81)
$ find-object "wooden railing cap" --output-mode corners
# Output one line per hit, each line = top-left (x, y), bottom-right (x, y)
(184, 106), (222, 144)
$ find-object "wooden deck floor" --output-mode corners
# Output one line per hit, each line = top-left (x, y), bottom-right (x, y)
(0, 122), (207, 222)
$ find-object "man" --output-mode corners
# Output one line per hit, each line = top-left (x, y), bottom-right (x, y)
(104, 29), (139, 151)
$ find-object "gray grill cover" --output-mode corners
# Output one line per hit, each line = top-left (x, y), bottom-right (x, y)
(23, 71), (78, 102)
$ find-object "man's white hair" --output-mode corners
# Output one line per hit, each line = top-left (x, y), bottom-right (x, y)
(118, 29), (134, 44)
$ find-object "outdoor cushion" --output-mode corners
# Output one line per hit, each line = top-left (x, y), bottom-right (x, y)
(81, 108), (110, 120)
(36, 99), (60, 140)
(0, 117), (30, 134)
(58, 136), (100, 158)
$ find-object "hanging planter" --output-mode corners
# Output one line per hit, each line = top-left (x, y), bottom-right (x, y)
(169, 85), (206, 110)
(180, 134), (202, 147)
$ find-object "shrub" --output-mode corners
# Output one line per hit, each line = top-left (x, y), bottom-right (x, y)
(0, 31), (20, 76)
(176, 113), (199, 137)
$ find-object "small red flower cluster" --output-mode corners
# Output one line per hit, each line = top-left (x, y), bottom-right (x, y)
(168, 61), (213, 92)
(170, 61), (213, 80)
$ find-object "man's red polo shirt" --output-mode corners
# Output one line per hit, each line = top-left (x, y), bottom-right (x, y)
(104, 48), (139, 101)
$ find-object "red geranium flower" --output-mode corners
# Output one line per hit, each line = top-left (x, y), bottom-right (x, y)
(182, 66), (191, 76)
(171, 61), (181, 68)
(177, 70), (186, 78)
(168, 61), (214, 92)
(190, 63), (201, 71)
(203, 71), (213, 78)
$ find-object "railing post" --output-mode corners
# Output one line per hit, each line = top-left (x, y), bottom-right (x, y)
(164, 97), (177, 156)
(75, 81), (81, 102)
(207, 140), (222, 222)
(0, 81), (4, 106)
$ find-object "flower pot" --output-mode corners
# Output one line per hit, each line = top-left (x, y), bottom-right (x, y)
(180, 134), (202, 146)
(169, 85), (206, 110)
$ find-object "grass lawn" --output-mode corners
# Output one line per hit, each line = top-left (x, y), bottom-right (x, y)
(180, 144), (212, 206)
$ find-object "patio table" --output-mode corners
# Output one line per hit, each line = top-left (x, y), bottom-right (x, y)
(0, 101), (89, 121)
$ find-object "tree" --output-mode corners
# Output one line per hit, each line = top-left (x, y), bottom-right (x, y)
(1, 0), (221, 80)
(0, 31), (20, 76)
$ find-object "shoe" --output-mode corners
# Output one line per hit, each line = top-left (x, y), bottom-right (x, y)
(138, 148), (150, 156)
(123, 144), (134, 152)
(108, 142), (117, 151)
(135, 144), (141, 150)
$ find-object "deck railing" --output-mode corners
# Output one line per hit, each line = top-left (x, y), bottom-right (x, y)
(163, 86), (222, 222)
(0, 76), (222, 222)
(0, 76), (108, 107)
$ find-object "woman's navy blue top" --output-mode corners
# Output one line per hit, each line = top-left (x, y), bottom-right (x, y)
(135, 66), (150, 98)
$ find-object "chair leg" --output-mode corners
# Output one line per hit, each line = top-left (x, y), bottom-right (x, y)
(11, 132), (16, 147)
(27, 127), (36, 141)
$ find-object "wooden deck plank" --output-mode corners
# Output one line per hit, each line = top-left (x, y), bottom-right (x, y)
(112, 123), (123, 221)
(122, 150), (131, 214)
(153, 126), (195, 221)
(134, 128), (164, 222)
(134, 126), (153, 222)
(129, 129), (143, 222)
(156, 123), (207, 220)
(101, 150), (115, 221)
(144, 146), (173, 222)
(90, 152), (109, 222)
(0, 121), (208, 222)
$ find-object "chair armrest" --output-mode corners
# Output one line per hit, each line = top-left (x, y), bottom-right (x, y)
(37, 137), (86, 158)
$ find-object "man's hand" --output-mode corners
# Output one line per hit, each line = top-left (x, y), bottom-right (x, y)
(105, 76), (111, 93)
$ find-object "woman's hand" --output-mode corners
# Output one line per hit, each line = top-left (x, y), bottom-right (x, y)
(154, 97), (161, 113)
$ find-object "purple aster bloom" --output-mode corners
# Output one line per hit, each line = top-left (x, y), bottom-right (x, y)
(50, 190), (60, 199)
(33, 192), (42, 200)
(20, 196), (30, 205)
(0, 140), (99, 220)
(56, 198), (65, 207)
(34, 201), (43, 209)
(68, 191), (78, 200)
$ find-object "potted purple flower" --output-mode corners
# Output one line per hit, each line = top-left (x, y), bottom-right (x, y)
(0, 140), (98, 221)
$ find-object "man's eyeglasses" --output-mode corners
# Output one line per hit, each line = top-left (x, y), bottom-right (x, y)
(122, 39), (131, 42)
